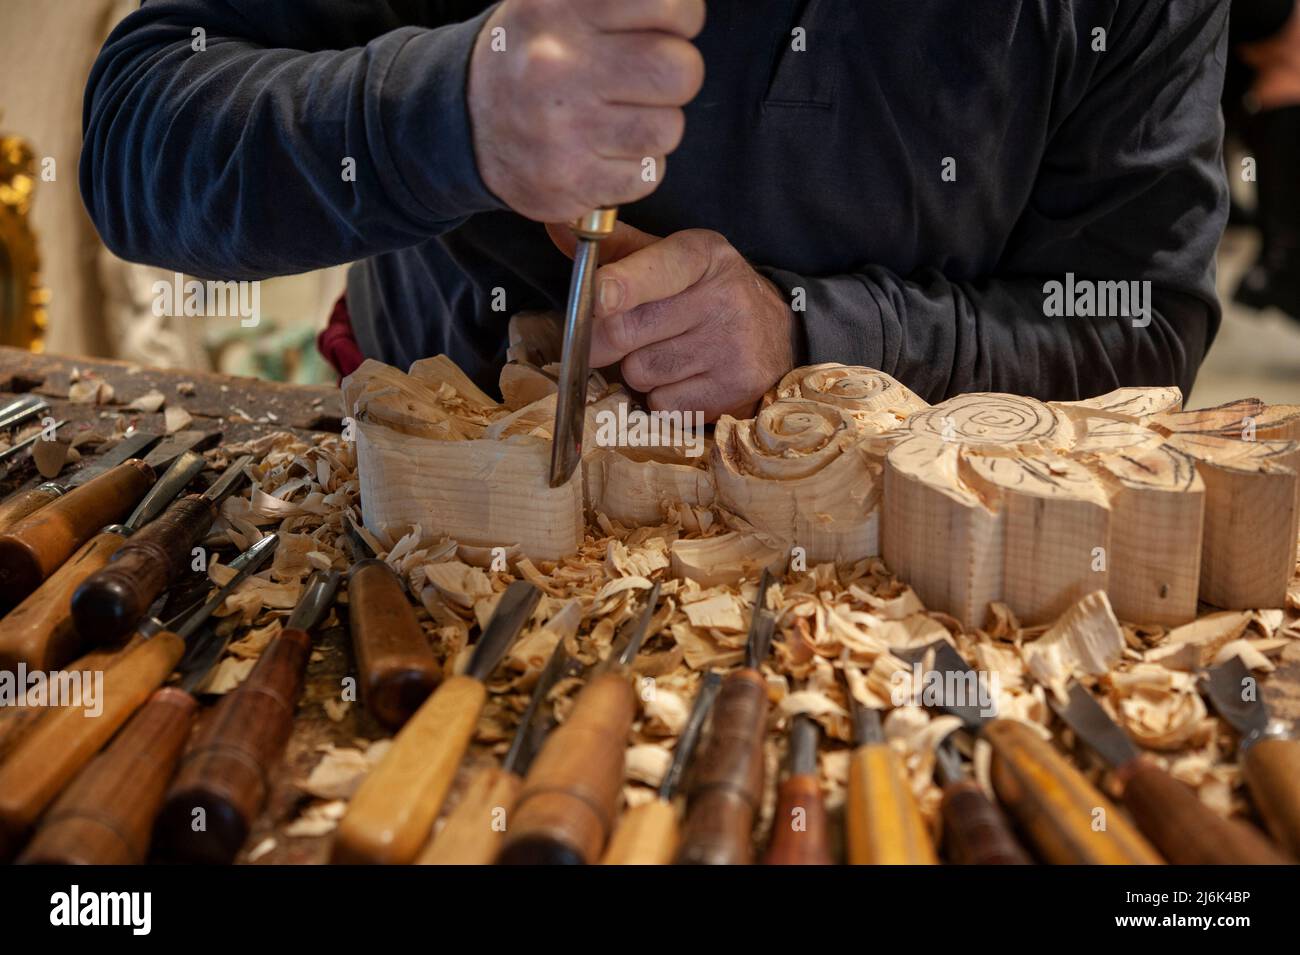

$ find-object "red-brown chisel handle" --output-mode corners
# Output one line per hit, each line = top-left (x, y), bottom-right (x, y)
(0, 487), (61, 535)
(153, 627), (313, 864)
(346, 560), (441, 728)
(940, 779), (1033, 865)
(675, 668), (769, 865)
(72, 494), (216, 642)
(1116, 758), (1290, 864)
(762, 772), (832, 865)
(0, 531), (129, 672)
(0, 460), (154, 604)
(17, 687), (197, 865)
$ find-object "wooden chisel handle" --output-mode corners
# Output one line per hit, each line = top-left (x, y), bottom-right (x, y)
(0, 531), (127, 672)
(0, 631), (184, 860)
(1242, 737), (1300, 860)
(1115, 758), (1288, 865)
(0, 635), (144, 765)
(940, 779), (1032, 865)
(17, 688), (196, 865)
(0, 460), (153, 604)
(0, 487), (60, 535)
(675, 669), (768, 865)
(154, 627), (313, 864)
(763, 772), (833, 865)
(602, 799), (678, 865)
(72, 494), (215, 642)
(332, 674), (485, 865)
(417, 765), (522, 865)
(846, 743), (938, 865)
(346, 560), (440, 728)
(498, 671), (637, 865)
(984, 719), (1163, 864)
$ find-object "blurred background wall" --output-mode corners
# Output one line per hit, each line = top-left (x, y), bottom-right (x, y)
(0, 0), (344, 384)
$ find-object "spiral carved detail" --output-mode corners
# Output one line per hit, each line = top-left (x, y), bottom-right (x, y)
(906, 393), (1072, 454)
(773, 363), (928, 424)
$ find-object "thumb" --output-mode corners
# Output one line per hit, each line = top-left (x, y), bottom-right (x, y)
(545, 219), (663, 264)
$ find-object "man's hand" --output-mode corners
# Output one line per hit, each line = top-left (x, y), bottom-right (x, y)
(548, 222), (795, 421)
(467, 0), (706, 222)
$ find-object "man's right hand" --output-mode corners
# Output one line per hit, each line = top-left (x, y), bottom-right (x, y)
(466, 0), (706, 222)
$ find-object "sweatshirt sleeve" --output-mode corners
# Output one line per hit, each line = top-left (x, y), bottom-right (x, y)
(80, 0), (503, 280)
(762, 0), (1229, 403)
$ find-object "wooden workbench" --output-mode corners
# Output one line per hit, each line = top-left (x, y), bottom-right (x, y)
(2, 346), (1299, 865)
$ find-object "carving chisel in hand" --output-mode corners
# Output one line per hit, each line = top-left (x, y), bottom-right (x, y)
(499, 582), (661, 865)
(675, 570), (778, 865)
(917, 641), (1162, 864)
(152, 570), (342, 864)
(71, 453), (254, 642)
(1200, 657), (1300, 859)
(845, 695), (938, 865)
(603, 671), (720, 865)
(549, 207), (619, 487)
(419, 640), (575, 865)
(0, 534), (278, 860)
(763, 714), (833, 865)
(332, 579), (541, 864)
(1052, 680), (1287, 864)
(0, 430), (161, 598)
(343, 515), (441, 728)
(0, 443), (208, 671)
(934, 737), (1031, 865)
(19, 545), (304, 867)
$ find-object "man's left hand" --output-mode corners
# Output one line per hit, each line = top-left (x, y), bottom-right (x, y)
(547, 221), (794, 421)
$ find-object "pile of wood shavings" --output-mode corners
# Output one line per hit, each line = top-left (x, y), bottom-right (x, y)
(201, 428), (1300, 848)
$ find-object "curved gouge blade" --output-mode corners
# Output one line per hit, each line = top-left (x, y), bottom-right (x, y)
(116, 450), (206, 533)
(466, 580), (542, 682)
(659, 671), (721, 800)
(0, 419), (66, 466)
(607, 580), (660, 670)
(172, 533), (279, 640)
(0, 395), (48, 432)
(502, 639), (572, 776)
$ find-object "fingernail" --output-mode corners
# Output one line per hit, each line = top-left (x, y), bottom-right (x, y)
(598, 279), (623, 314)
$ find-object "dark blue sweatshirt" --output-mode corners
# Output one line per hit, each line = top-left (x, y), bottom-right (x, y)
(81, 0), (1229, 403)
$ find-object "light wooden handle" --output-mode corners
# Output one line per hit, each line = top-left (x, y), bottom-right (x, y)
(1118, 759), (1290, 865)
(0, 487), (60, 534)
(1242, 737), (1300, 860)
(0, 631), (184, 859)
(940, 779), (1032, 865)
(417, 765), (521, 865)
(498, 671), (637, 865)
(985, 719), (1163, 865)
(602, 799), (678, 865)
(17, 687), (196, 865)
(763, 774), (833, 865)
(154, 628), (313, 864)
(332, 674), (485, 865)
(347, 560), (441, 729)
(846, 743), (938, 865)
(0, 461), (153, 604)
(0, 531), (126, 672)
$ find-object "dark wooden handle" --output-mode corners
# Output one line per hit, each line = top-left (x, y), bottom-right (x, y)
(941, 779), (1033, 865)
(1118, 758), (1289, 865)
(0, 461), (153, 604)
(0, 532), (127, 672)
(498, 671), (637, 865)
(675, 669), (768, 865)
(71, 494), (214, 643)
(17, 688), (196, 865)
(762, 774), (832, 865)
(985, 719), (1163, 864)
(1242, 738), (1300, 860)
(347, 560), (440, 728)
(0, 487), (61, 535)
(154, 628), (312, 864)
